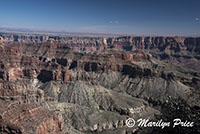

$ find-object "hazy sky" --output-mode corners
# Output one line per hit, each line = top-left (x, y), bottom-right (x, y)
(0, 0), (200, 35)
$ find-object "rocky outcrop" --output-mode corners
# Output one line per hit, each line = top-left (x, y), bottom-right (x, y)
(0, 100), (63, 134)
(0, 37), (3, 43)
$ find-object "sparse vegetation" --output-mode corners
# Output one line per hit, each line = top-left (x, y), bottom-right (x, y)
(138, 98), (200, 134)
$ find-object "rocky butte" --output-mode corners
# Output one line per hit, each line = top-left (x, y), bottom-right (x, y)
(0, 33), (199, 134)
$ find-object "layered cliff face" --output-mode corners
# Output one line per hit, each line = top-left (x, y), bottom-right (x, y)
(0, 39), (199, 134)
(0, 100), (62, 134)
(1, 34), (200, 71)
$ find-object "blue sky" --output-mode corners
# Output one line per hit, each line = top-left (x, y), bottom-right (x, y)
(0, 0), (200, 35)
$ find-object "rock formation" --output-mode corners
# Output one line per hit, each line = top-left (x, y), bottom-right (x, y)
(0, 100), (63, 134)
(1, 33), (200, 71)
(0, 36), (3, 43)
(0, 34), (199, 133)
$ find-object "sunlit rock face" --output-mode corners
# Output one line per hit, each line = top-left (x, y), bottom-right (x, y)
(0, 35), (199, 134)
(0, 100), (63, 134)
(0, 37), (3, 43)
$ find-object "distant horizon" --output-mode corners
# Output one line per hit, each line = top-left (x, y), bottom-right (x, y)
(0, 26), (200, 37)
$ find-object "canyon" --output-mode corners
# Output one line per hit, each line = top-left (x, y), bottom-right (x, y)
(1, 33), (200, 71)
(0, 33), (199, 134)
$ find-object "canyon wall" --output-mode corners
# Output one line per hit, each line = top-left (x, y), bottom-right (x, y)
(1, 33), (199, 71)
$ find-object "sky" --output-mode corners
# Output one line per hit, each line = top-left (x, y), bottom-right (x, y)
(0, 0), (200, 36)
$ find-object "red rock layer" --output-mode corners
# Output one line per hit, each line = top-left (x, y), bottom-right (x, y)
(0, 100), (63, 134)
